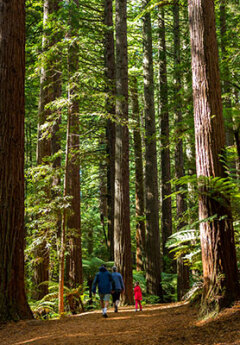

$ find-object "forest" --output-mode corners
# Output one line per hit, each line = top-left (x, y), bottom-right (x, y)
(0, 0), (240, 334)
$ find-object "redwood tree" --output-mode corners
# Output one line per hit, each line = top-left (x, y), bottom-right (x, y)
(173, 0), (189, 299)
(0, 0), (33, 321)
(67, 0), (83, 289)
(158, 6), (172, 263)
(114, 0), (133, 304)
(131, 77), (145, 272)
(103, 0), (115, 261)
(142, 0), (162, 297)
(35, 0), (57, 299)
(188, 0), (239, 311)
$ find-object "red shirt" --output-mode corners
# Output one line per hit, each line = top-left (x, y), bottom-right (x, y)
(134, 285), (142, 300)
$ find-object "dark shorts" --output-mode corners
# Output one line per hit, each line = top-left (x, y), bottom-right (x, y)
(112, 289), (121, 302)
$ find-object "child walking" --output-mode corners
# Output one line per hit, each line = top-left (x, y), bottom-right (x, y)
(134, 281), (142, 312)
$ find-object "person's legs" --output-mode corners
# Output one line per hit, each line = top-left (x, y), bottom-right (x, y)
(112, 291), (117, 311)
(99, 294), (105, 315)
(114, 291), (120, 312)
(135, 300), (138, 311)
(103, 294), (111, 317)
(139, 300), (142, 311)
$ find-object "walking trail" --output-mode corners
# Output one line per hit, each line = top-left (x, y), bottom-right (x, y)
(1, 302), (240, 345)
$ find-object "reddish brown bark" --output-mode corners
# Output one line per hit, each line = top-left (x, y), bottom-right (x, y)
(114, 0), (133, 304)
(103, 0), (115, 261)
(0, 0), (33, 321)
(131, 77), (145, 272)
(67, 0), (83, 289)
(188, 0), (239, 311)
(158, 6), (172, 263)
(142, 0), (162, 297)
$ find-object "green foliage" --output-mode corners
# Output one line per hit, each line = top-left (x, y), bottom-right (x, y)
(23, 0), (240, 308)
(161, 272), (178, 302)
(82, 257), (114, 281)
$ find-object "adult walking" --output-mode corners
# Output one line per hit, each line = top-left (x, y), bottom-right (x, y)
(111, 266), (125, 312)
(92, 264), (114, 318)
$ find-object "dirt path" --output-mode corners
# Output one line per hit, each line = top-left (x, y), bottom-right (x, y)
(1, 302), (240, 345)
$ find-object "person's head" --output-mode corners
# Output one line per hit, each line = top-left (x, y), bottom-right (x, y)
(112, 266), (117, 272)
(135, 281), (139, 287)
(100, 264), (107, 272)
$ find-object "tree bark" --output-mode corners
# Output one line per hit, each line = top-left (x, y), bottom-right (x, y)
(0, 0), (33, 321)
(114, 0), (133, 304)
(173, 0), (189, 299)
(142, 0), (162, 297)
(67, 0), (83, 289)
(51, 0), (62, 242)
(158, 6), (172, 264)
(131, 77), (145, 272)
(99, 150), (108, 249)
(35, 0), (60, 299)
(188, 0), (240, 312)
(103, 0), (115, 261)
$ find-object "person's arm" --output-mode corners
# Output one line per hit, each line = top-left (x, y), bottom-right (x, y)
(120, 274), (125, 291)
(110, 273), (115, 291)
(92, 274), (98, 294)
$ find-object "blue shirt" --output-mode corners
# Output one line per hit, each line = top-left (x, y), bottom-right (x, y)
(92, 267), (113, 294)
(112, 272), (124, 291)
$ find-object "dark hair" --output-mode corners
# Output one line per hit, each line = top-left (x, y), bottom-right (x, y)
(101, 264), (106, 268)
(135, 281), (139, 285)
(112, 266), (117, 272)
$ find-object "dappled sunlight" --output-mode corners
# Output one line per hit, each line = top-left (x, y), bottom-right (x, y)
(107, 316), (132, 320)
(13, 330), (138, 345)
(2, 302), (239, 345)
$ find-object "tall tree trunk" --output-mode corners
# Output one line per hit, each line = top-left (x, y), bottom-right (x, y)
(59, 119), (70, 315)
(103, 0), (115, 261)
(0, 0), (33, 321)
(142, 0), (162, 297)
(173, 0), (190, 299)
(158, 6), (172, 266)
(67, 0), (83, 289)
(99, 153), (108, 249)
(219, 0), (234, 147)
(51, 8), (62, 242)
(131, 77), (145, 272)
(188, 0), (240, 312)
(114, 0), (133, 304)
(35, 0), (55, 299)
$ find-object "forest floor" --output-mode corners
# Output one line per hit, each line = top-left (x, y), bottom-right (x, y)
(1, 302), (240, 345)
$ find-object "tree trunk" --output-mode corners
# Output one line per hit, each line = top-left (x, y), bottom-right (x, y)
(142, 0), (162, 297)
(188, 0), (240, 312)
(35, 0), (61, 299)
(67, 0), (83, 289)
(99, 152), (108, 249)
(103, 0), (115, 261)
(173, 0), (190, 299)
(0, 0), (33, 321)
(59, 126), (69, 315)
(158, 6), (172, 265)
(131, 77), (145, 272)
(51, 1), (62, 242)
(114, 0), (133, 304)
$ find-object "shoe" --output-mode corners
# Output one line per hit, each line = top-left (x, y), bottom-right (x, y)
(140, 309), (143, 311)
(103, 313), (108, 318)
(135, 309), (138, 312)
(114, 305), (118, 313)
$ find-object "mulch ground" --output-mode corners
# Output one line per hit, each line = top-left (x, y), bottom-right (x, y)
(1, 302), (240, 345)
